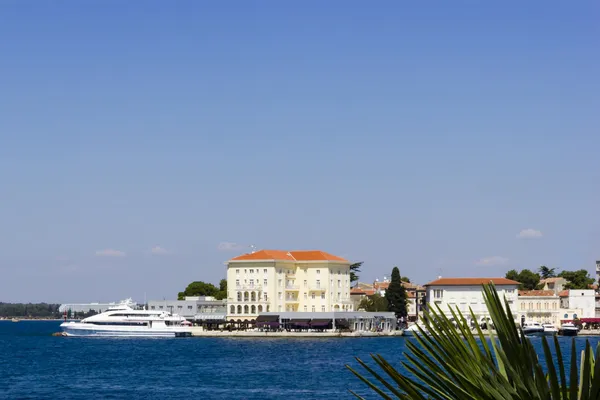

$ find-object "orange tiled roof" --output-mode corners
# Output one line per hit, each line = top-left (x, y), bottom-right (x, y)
(350, 287), (376, 296)
(230, 249), (347, 262)
(425, 277), (520, 286)
(518, 290), (556, 297)
(558, 290), (569, 297)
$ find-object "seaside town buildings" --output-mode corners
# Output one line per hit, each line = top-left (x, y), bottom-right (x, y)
(423, 277), (519, 325)
(350, 278), (426, 321)
(225, 249), (353, 320)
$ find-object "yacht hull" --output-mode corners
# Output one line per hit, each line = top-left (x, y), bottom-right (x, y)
(523, 328), (545, 337)
(60, 322), (192, 338)
(559, 329), (578, 337)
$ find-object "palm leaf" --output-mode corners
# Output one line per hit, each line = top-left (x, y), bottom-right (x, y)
(346, 282), (600, 399)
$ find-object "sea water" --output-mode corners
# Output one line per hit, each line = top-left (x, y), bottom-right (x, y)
(0, 321), (598, 399)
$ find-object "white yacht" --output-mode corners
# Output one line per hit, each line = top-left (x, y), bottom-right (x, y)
(542, 323), (558, 336)
(403, 323), (428, 337)
(559, 323), (578, 337)
(522, 321), (545, 336)
(60, 304), (192, 337)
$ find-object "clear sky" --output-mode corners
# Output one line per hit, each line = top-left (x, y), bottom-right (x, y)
(1, 1), (598, 303)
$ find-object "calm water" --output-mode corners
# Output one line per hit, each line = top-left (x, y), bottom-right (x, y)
(1, 321), (599, 399)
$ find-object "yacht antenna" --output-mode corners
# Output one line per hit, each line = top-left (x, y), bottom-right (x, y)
(144, 292), (147, 310)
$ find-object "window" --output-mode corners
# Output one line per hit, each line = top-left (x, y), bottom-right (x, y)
(150, 306), (155, 309)
(230, 305), (235, 314)
(337, 292), (341, 300)
(312, 293), (315, 299)
(264, 293), (268, 301)
(244, 269), (247, 274)
(317, 270), (320, 274)
(236, 269), (239, 275)
(249, 279), (254, 288)
(304, 293), (308, 300)
(263, 279), (267, 286)
(250, 269), (254, 274)
(321, 293), (325, 300)
(263, 269), (267, 274)
(434, 290), (443, 299)
(303, 280), (307, 288)
(236, 279), (240, 287)
(278, 292), (282, 300)
(237, 293), (242, 301)
(337, 280), (341, 288)
(278, 269), (282, 274)
(321, 306), (325, 312)
(316, 279), (321, 288)
(312, 306), (315, 312)
(188, 306), (193, 310)
(304, 306), (307, 312)
(278, 305), (282, 311)
(278, 279), (282, 287)
(159, 306), (163, 309)
(177, 305), (182, 309)
(338, 270), (341, 275)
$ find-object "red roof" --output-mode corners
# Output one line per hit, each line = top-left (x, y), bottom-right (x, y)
(558, 290), (569, 297)
(230, 249), (347, 262)
(518, 290), (556, 297)
(425, 277), (520, 286)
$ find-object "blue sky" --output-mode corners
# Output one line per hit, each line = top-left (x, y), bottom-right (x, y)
(1, 1), (598, 303)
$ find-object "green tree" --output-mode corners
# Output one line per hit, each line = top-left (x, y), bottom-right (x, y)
(559, 269), (595, 289)
(350, 262), (363, 283)
(385, 267), (408, 318)
(358, 293), (388, 312)
(538, 265), (556, 279)
(504, 268), (540, 290)
(214, 279), (227, 300)
(401, 276), (411, 283)
(178, 281), (220, 300)
(348, 283), (600, 399)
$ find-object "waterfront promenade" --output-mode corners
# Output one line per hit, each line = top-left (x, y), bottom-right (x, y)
(189, 327), (403, 337)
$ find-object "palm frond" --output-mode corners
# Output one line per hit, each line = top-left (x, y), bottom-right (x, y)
(346, 283), (600, 399)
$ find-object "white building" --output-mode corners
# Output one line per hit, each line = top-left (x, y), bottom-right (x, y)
(559, 289), (595, 318)
(424, 277), (519, 323)
(226, 249), (353, 320)
(515, 290), (561, 326)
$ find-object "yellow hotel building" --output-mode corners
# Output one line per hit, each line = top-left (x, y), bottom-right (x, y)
(226, 249), (353, 320)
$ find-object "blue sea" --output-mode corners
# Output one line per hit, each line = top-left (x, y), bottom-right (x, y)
(1, 321), (599, 399)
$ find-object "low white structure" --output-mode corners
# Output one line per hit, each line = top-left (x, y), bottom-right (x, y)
(424, 277), (519, 324)
(559, 289), (595, 318)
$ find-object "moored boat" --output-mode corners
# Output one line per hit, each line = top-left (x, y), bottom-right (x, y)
(559, 323), (578, 336)
(542, 323), (558, 336)
(60, 304), (192, 338)
(522, 321), (545, 336)
(403, 323), (428, 337)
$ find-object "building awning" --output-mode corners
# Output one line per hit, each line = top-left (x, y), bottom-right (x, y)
(335, 319), (350, 328)
(256, 315), (279, 322)
(310, 319), (332, 327)
(257, 321), (280, 327)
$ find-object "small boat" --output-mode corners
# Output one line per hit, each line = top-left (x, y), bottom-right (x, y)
(559, 323), (578, 337)
(522, 321), (545, 336)
(11, 318), (20, 323)
(542, 323), (558, 336)
(403, 323), (428, 337)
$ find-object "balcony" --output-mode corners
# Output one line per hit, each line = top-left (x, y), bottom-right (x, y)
(285, 285), (300, 291)
(285, 298), (300, 303)
(309, 286), (326, 292)
(285, 272), (296, 278)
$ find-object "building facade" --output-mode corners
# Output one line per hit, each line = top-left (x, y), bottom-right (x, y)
(515, 290), (561, 326)
(424, 277), (519, 324)
(559, 289), (595, 318)
(350, 279), (426, 321)
(226, 249), (353, 320)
